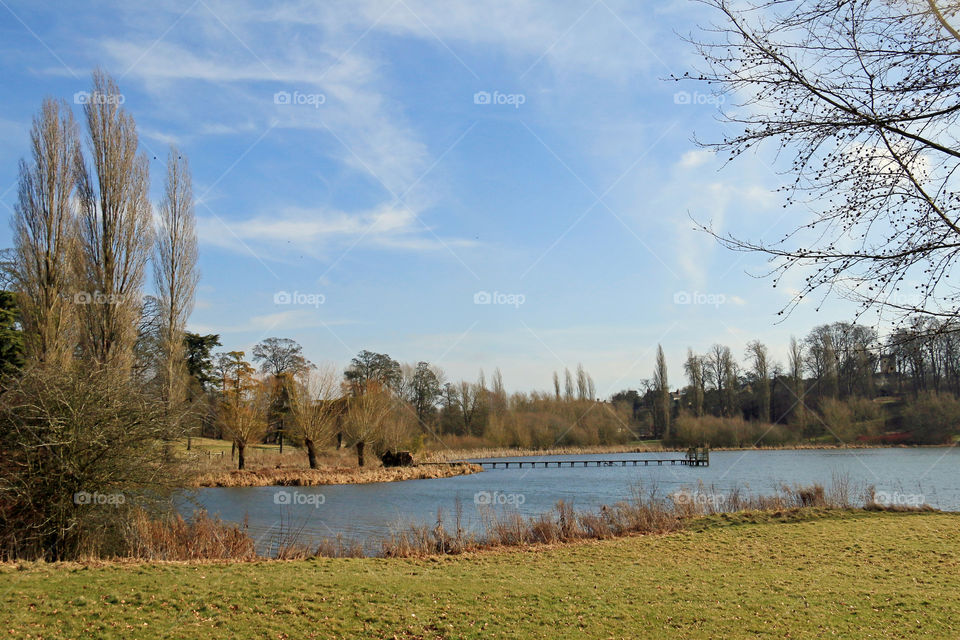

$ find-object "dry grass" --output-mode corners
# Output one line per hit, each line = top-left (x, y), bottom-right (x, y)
(190, 462), (482, 488)
(378, 475), (933, 558)
(417, 441), (930, 462)
(419, 443), (662, 462)
(123, 510), (256, 561)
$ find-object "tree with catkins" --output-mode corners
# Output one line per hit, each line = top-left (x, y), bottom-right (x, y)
(687, 0), (960, 323)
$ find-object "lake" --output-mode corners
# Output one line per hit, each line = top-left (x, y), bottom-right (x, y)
(182, 447), (959, 555)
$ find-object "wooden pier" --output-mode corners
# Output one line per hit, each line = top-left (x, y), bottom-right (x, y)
(449, 447), (709, 470)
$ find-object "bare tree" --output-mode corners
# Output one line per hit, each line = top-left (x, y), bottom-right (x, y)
(683, 348), (705, 417)
(12, 98), (81, 367)
(218, 381), (269, 471)
(746, 340), (771, 422)
(252, 337), (311, 377)
(153, 146), (198, 421)
(343, 381), (393, 466)
(575, 363), (589, 400)
(288, 365), (341, 468)
(687, 0), (960, 321)
(788, 336), (807, 433)
(653, 345), (670, 439)
(75, 70), (153, 369)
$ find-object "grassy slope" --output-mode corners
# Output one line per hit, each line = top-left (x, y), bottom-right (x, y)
(3, 511), (959, 639)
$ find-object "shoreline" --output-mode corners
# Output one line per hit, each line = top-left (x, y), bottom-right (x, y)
(421, 441), (952, 461)
(189, 462), (483, 488)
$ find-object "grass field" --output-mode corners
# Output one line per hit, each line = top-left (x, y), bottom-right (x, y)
(2, 510), (958, 639)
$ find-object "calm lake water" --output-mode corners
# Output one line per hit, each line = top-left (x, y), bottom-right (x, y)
(182, 447), (959, 555)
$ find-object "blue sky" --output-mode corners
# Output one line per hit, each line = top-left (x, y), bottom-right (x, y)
(0, 0), (859, 393)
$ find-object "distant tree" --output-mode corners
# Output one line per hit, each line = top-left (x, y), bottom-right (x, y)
(552, 371), (561, 399)
(489, 367), (507, 415)
(683, 349), (705, 417)
(218, 379), (268, 470)
(788, 337), (807, 434)
(402, 361), (443, 427)
(343, 381), (393, 466)
(184, 332), (221, 391)
(707, 344), (737, 416)
(746, 340), (771, 422)
(806, 327), (840, 401)
(344, 350), (400, 393)
(288, 365), (342, 468)
(611, 389), (642, 422)
(576, 364), (589, 400)
(563, 368), (575, 400)
(252, 337), (312, 448)
(252, 337), (311, 377)
(216, 351), (255, 398)
(457, 378), (483, 436)
(653, 345), (670, 439)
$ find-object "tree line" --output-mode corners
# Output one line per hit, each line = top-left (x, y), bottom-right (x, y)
(630, 320), (960, 447)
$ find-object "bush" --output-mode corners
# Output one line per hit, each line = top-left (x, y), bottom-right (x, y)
(819, 397), (884, 443)
(667, 413), (798, 448)
(0, 365), (187, 560)
(901, 392), (960, 444)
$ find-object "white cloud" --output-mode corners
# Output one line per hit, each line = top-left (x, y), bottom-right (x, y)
(196, 203), (476, 257)
(677, 149), (712, 169)
(190, 309), (354, 335)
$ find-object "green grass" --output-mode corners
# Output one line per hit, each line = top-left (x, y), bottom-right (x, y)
(3, 511), (959, 639)
(178, 436), (284, 454)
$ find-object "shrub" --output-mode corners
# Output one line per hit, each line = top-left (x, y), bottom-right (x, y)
(819, 397), (884, 443)
(0, 365), (187, 560)
(667, 413), (798, 447)
(901, 392), (960, 444)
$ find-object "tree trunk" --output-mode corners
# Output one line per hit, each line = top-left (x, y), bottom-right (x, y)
(187, 435), (192, 451)
(336, 431), (343, 449)
(305, 438), (318, 469)
(356, 441), (365, 467)
(237, 441), (246, 470)
(231, 440), (235, 460)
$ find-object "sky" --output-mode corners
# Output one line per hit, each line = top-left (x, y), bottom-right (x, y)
(0, 0), (861, 394)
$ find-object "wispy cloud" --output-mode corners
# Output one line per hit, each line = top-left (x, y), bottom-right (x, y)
(196, 204), (477, 257)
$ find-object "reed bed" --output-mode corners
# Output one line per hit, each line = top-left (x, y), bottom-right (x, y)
(420, 444), (661, 462)
(420, 441), (925, 463)
(378, 475), (934, 558)
(190, 462), (482, 488)
(123, 510), (257, 561)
